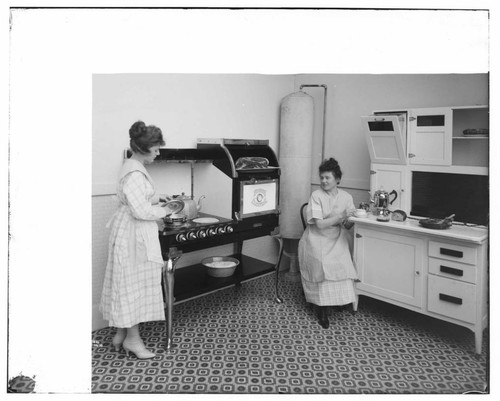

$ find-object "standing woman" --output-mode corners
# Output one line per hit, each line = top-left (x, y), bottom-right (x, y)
(298, 158), (357, 329)
(100, 121), (170, 359)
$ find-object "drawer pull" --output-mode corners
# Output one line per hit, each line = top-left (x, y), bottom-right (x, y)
(440, 265), (464, 276)
(440, 247), (463, 258)
(439, 293), (463, 305)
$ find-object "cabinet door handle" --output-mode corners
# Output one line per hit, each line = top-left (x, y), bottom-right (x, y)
(356, 233), (362, 238)
(440, 248), (463, 258)
(440, 265), (464, 276)
(408, 153), (416, 158)
(439, 293), (463, 305)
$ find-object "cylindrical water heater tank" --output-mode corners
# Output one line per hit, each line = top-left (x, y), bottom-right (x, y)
(279, 91), (314, 239)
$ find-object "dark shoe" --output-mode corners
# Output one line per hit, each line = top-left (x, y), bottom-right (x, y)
(319, 317), (329, 329)
(317, 306), (330, 329)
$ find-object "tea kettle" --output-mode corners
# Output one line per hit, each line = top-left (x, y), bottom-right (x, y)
(370, 187), (398, 210)
(171, 193), (206, 220)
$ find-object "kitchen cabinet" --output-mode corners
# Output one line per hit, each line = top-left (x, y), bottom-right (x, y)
(362, 105), (489, 169)
(352, 216), (488, 354)
(360, 113), (407, 165)
(369, 163), (407, 210)
(355, 226), (424, 308)
(408, 107), (452, 166)
(362, 105), (489, 218)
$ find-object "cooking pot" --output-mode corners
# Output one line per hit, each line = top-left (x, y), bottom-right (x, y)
(171, 193), (206, 220)
(370, 187), (398, 210)
(164, 213), (187, 227)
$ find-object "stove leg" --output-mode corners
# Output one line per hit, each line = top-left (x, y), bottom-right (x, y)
(162, 249), (181, 351)
(234, 241), (243, 256)
(273, 235), (284, 304)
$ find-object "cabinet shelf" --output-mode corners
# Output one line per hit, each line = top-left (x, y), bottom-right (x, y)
(172, 254), (275, 303)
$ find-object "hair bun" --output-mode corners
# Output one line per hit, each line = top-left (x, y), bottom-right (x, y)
(129, 121), (147, 139)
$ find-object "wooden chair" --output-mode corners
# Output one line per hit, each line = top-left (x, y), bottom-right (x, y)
(300, 202), (308, 230)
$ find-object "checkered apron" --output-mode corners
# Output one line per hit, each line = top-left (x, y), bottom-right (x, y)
(99, 160), (167, 328)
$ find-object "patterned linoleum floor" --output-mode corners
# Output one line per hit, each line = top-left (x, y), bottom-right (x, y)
(90, 273), (489, 394)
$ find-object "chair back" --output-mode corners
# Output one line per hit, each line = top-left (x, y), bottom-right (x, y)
(300, 202), (308, 230)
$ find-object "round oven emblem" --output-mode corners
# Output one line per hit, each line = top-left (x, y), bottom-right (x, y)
(251, 189), (267, 207)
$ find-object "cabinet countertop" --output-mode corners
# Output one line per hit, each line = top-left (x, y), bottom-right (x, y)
(350, 215), (488, 244)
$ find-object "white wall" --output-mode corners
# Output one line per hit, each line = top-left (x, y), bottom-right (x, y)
(93, 74), (292, 195)
(92, 74), (294, 330)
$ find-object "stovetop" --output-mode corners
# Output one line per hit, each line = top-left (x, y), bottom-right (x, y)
(159, 213), (232, 236)
(158, 211), (279, 253)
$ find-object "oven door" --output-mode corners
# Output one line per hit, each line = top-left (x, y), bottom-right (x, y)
(361, 114), (407, 165)
(239, 178), (279, 218)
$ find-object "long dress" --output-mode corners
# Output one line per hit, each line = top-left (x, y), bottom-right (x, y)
(99, 159), (167, 328)
(298, 188), (358, 306)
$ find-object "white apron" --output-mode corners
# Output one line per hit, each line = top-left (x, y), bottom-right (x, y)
(298, 189), (358, 306)
(99, 159), (167, 328)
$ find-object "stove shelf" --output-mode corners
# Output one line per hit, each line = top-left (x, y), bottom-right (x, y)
(172, 254), (276, 304)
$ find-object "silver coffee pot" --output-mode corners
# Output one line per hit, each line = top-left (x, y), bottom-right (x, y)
(369, 187), (398, 210)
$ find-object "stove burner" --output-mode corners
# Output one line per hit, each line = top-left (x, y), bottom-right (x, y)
(164, 221), (192, 230)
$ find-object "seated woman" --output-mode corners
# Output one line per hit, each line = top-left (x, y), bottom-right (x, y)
(298, 158), (357, 329)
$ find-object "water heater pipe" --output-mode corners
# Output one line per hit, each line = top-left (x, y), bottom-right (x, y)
(299, 84), (327, 161)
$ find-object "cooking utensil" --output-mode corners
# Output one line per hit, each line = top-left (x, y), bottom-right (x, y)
(463, 128), (488, 137)
(171, 193), (206, 220)
(202, 256), (239, 278)
(370, 187), (398, 211)
(436, 214), (455, 225)
(164, 213), (187, 227)
(161, 199), (185, 215)
(419, 214), (455, 229)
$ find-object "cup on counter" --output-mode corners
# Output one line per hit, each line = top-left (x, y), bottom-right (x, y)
(354, 209), (368, 218)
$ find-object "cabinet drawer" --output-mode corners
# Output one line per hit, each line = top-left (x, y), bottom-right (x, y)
(428, 241), (477, 265)
(428, 258), (476, 284)
(427, 275), (476, 323)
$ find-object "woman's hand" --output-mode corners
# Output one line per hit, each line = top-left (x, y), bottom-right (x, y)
(343, 218), (355, 230)
(314, 213), (344, 229)
(158, 194), (171, 204)
(342, 208), (355, 229)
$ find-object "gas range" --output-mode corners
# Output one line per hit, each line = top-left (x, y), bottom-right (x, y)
(158, 212), (279, 254)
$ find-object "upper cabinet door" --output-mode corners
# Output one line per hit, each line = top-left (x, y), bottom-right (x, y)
(408, 107), (452, 166)
(361, 115), (407, 165)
